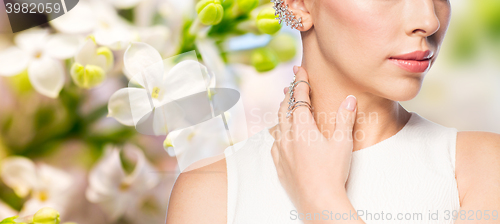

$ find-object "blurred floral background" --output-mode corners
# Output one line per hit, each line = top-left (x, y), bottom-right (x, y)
(0, 0), (499, 223)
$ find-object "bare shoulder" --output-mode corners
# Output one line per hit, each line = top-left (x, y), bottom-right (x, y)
(455, 131), (500, 210)
(165, 157), (227, 224)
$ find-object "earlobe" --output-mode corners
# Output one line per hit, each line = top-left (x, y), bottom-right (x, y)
(294, 12), (312, 32)
(272, 0), (312, 31)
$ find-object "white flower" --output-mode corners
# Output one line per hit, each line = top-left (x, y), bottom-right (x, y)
(91, 0), (137, 51)
(51, 0), (172, 53)
(196, 36), (229, 85)
(134, 25), (171, 53)
(0, 28), (82, 98)
(49, 1), (96, 34)
(158, 0), (196, 56)
(50, 0), (135, 50)
(107, 42), (214, 135)
(105, 0), (142, 9)
(0, 156), (74, 217)
(0, 200), (16, 220)
(70, 36), (114, 89)
(159, 0), (196, 24)
(163, 112), (235, 172)
(86, 144), (159, 221)
(123, 177), (172, 224)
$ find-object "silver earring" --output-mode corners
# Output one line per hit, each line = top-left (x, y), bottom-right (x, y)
(271, 0), (303, 30)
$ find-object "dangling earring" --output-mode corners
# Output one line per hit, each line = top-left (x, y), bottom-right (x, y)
(271, 0), (303, 30)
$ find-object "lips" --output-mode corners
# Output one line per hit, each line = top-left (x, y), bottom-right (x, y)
(389, 50), (433, 61)
(389, 50), (433, 73)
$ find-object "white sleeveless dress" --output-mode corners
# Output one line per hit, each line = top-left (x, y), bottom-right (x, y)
(223, 111), (461, 224)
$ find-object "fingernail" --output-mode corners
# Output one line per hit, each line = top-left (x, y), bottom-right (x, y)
(284, 87), (289, 94)
(293, 66), (299, 74)
(344, 95), (357, 111)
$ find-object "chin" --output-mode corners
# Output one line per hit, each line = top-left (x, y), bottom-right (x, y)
(384, 78), (423, 102)
(396, 87), (422, 102)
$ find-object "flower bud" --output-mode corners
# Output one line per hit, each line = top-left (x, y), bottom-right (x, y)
(267, 34), (297, 62)
(221, 0), (234, 8)
(237, 0), (258, 14)
(251, 47), (279, 72)
(70, 63), (106, 89)
(256, 7), (281, 35)
(196, 0), (224, 25)
(0, 216), (18, 224)
(474, 0), (500, 39)
(33, 208), (60, 224)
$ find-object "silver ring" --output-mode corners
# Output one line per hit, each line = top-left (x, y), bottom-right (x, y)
(291, 102), (312, 111)
(285, 77), (313, 118)
(292, 80), (312, 94)
(286, 104), (313, 118)
(288, 100), (313, 110)
(287, 80), (311, 108)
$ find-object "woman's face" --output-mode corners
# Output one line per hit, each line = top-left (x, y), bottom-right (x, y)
(304, 0), (452, 101)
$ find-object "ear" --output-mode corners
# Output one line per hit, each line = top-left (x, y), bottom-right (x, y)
(284, 0), (313, 31)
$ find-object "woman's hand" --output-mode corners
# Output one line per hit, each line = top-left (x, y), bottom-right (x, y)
(270, 66), (359, 218)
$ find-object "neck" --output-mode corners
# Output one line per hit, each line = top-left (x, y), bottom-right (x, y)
(300, 31), (411, 152)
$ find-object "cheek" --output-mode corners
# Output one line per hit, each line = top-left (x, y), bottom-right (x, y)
(434, 5), (452, 46)
(342, 2), (399, 54)
(315, 1), (399, 72)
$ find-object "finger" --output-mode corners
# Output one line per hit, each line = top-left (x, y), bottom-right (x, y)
(270, 141), (280, 170)
(330, 95), (357, 149)
(278, 69), (295, 137)
(271, 139), (285, 180)
(269, 124), (281, 150)
(290, 66), (317, 136)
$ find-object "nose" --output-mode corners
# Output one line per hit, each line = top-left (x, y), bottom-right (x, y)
(405, 0), (441, 37)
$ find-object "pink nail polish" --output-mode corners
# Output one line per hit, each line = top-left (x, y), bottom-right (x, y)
(293, 66), (299, 74)
(344, 95), (357, 111)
